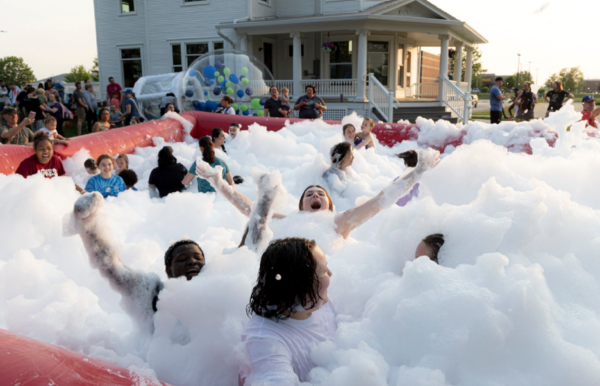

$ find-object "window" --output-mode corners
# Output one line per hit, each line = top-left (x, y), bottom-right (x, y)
(121, 48), (142, 87)
(172, 45), (183, 72)
(183, 0), (207, 2)
(367, 41), (389, 86)
(288, 45), (304, 58)
(186, 43), (209, 66)
(121, 0), (135, 13)
(329, 41), (352, 79)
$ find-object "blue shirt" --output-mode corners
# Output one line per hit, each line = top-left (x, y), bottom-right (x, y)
(125, 98), (140, 118)
(85, 174), (127, 198)
(490, 86), (503, 112)
(189, 157), (230, 193)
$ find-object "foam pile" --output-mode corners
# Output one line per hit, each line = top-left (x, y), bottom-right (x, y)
(1, 106), (600, 386)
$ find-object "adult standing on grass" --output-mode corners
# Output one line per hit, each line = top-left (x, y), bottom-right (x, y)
(83, 84), (99, 133)
(73, 82), (89, 136)
(516, 81), (537, 122)
(106, 77), (123, 105)
(544, 81), (573, 117)
(490, 77), (504, 124)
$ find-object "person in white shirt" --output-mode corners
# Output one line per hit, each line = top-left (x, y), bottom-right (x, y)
(239, 237), (335, 385)
(40, 116), (69, 145)
(220, 95), (236, 115)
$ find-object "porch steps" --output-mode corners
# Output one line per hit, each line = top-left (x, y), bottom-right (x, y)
(372, 106), (458, 124)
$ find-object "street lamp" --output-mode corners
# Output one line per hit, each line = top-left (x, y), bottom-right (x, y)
(517, 53), (521, 88)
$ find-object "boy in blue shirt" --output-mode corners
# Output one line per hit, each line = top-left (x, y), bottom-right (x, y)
(490, 77), (505, 124)
(84, 155), (127, 198)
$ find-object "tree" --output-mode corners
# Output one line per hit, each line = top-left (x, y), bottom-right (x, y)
(91, 58), (99, 82)
(544, 67), (584, 92)
(448, 45), (487, 88)
(0, 56), (36, 84)
(504, 76), (516, 89)
(64, 65), (92, 83)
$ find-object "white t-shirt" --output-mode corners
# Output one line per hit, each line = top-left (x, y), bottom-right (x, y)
(39, 127), (57, 140)
(240, 301), (337, 385)
(222, 106), (235, 115)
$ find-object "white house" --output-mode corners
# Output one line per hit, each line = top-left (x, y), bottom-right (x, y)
(93, 0), (487, 122)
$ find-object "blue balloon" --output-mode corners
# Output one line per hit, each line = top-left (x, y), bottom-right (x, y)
(185, 90), (194, 98)
(192, 100), (201, 109)
(215, 61), (223, 71)
(213, 87), (222, 96)
(202, 65), (216, 79)
(242, 110), (249, 116)
(259, 99), (265, 106)
(253, 113), (258, 116)
(236, 89), (245, 98)
(189, 69), (197, 77)
(221, 80), (227, 89)
(203, 79), (211, 86)
(229, 74), (239, 84)
(210, 80), (214, 85)
(245, 87), (254, 96)
(204, 91), (208, 96)
(239, 75), (246, 80)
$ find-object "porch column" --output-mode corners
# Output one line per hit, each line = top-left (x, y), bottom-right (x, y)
(355, 29), (370, 102)
(291, 32), (302, 98)
(438, 34), (449, 100)
(464, 45), (474, 92)
(453, 40), (463, 87)
(239, 34), (248, 53)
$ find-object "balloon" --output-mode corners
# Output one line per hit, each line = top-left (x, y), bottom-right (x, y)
(192, 100), (201, 109)
(239, 75), (246, 80)
(257, 110), (264, 117)
(202, 65), (216, 79)
(221, 81), (227, 90)
(189, 69), (197, 77)
(206, 101), (218, 111)
(240, 104), (248, 111)
(229, 74), (239, 84)
(223, 67), (231, 76)
(259, 99), (265, 106)
(203, 79), (211, 86)
(213, 87), (222, 95)
(245, 87), (254, 96)
(241, 77), (249, 85)
(215, 61), (223, 71)
(204, 91), (208, 96)
(218, 76), (224, 83)
(226, 87), (234, 95)
(236, 89), (245, 98)
(243, 110), (250, 116)
(185, 90), (194, 98)
(210, 80), (214, 85)
(251, 98), (261, 110)
(241, 67), (248, 75)
(253, 113), (258, 116)
(214, 71), (220, 77)
(232, 103), (238, 110)
(226, 81), (232, 89)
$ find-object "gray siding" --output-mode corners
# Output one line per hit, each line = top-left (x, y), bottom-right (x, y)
(276, 0), (314, 17)
(322, 0), (359, 15)
(252, 0), (276, 19)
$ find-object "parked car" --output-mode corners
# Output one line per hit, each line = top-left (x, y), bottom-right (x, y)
(472, 88), (481, 93)
(471, 94), (479, 107)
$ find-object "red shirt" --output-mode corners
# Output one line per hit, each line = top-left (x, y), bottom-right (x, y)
(16, 155), (66, 179)
(107, 83), (123, 99)
(581, 110), (599, 129)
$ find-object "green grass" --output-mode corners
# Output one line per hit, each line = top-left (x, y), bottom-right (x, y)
(62, 121), (92, 138)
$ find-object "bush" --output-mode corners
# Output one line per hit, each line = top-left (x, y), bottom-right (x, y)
(481, 86), (489, 93)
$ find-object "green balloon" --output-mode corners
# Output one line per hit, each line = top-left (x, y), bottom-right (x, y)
(214, 71), (220, 77)
(257, 110), (264, 117)
(226, 87), (234, 95)
(241, 67), (248, 75)
(251, 98), (261, 110)
(223, 67), (231, 76)
(226, 81), (232, 88)
(232, 103), (238, 110)
(218, 76), (224, 83)
(240, 104), (248, 111)
(241, 77), (249, 85)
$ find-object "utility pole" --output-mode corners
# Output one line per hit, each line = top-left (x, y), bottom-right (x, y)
(517, 53), (521, 88)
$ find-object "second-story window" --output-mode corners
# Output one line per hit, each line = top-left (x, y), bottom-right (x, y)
(183, 0), (207, 3)
(172, 45), (183, 72)
(121, 0), (135, 13)
(186, 43), (209, 66)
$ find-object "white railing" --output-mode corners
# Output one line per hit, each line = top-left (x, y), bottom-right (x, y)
(300, 79), (357, 98)
(440, 77), (469, 123)
(410, 82), (439, 99)
(367, 73), (400, 122)
(249, 80), (294, 97)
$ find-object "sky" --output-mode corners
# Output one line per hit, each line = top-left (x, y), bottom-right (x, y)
(0, 0), (598, 85)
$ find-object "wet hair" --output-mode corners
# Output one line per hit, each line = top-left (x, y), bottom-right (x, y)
(554, 81), (563, 91)
(96, 154), (114, 167)
(305, 84), (316, 93)
(363, 117), (375, 128)
(116, 154), (129, 169)
(164, 239), (204, 270)
(221, 95), (234, 105)
(343, 123), (356, 136)
(44, 116), (57, 124)
(211, 127), (224, 142)
(199, 136), (215, 164)
(157, 146), (177, 167)
(119, 169), (138, 188)
(422, 233), (445, 264)
(84, 158), (97, 171)
(329, 142), (352, 168)
(247, 238), (320, 321)
(397, 150), (418, 167)
(33, 131), (52, 149)
(298, 185), (334, 212)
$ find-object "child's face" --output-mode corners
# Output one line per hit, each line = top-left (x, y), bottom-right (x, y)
(229, 127), (240, 138)
(45, 121), (57, 131)
(583, 101), (596, 111)
(282, 89), (288, 96)
(99, 159), (114, 174)
(116, 157), (127, 170)
(344, 126), (356, 141)
(110, 105), (117, 112)
(361, 120), (373, 133)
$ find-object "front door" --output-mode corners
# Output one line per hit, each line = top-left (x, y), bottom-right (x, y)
(263, 42), (274, 75)
(396, 44), (405, 97)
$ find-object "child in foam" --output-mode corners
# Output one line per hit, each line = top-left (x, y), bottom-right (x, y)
(39, 116), (69, 145)
(84, 155), (126, 198)
(322, 142), (354, 194)
(119, 169), (138, 191)
(239, 237), (335, 385)
(183, 136), (234, 194)
(16, 132), (66, 179)
(195, 148), (439, 240)
(580, 95), (599, 129)
(228, 123), (241, 142)
(149, 146), (188, 198)
(212, 127), (227, 153)
(342, 123), (357, 146)
(415, 233), (444, 264)
(354, 118), (377, 151)
(115, 154), (129, 173)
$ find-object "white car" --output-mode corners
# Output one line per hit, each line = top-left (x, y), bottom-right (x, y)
(471, 94), (479, 107)
(472, 88), (481, 93)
